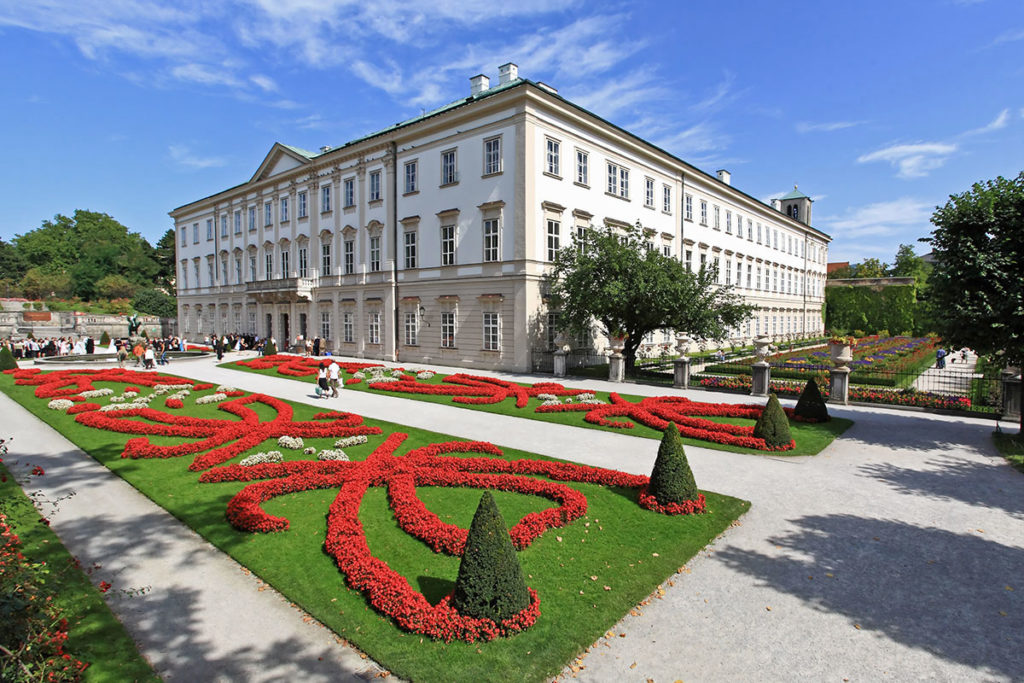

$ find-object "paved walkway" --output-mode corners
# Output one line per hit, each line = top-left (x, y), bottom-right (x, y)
(6, 353), (1024, 681)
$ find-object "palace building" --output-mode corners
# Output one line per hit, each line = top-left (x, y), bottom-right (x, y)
(170, 63), (829, 371)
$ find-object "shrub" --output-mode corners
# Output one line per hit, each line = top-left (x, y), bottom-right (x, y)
(0, 345), (17, 370)
(451, 491), (530, 621)
(753, 393), (792, 447)
(263, 340), (277, 356)
(99, 331), (111, 346)
(647, 422), (699, 504)
(794, 378), (829, 422)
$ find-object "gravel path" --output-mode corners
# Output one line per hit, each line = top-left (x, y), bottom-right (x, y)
(5, 353), (1022, 681)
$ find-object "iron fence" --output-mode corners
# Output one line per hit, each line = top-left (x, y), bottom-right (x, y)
(531, 349), (608, 374)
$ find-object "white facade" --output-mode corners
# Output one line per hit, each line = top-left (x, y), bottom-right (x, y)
(170, 65), (829, 371)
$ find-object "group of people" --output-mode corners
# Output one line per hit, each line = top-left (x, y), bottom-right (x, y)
(3, 335), (99, 358)
(935, 346), (971, 369)
(315, 359), (343, 398)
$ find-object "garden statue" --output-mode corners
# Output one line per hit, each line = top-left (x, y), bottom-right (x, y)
(126, 313), (141, 336)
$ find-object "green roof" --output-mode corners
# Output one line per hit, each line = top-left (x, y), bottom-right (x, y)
(779, 185), (811, 201)
(280, 143), (317, 159)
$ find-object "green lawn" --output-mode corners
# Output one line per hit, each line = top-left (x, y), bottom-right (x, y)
(1, 372), (749, 682)
(224, 359), (852, 456)
(0, 462), (159, 683)
(992, 431), (1024, 474)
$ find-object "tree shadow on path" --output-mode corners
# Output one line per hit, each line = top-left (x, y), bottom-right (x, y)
(715, 514), (1024, 680)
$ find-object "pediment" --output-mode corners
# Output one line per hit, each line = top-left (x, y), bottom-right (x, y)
(250, 143), (313, 184)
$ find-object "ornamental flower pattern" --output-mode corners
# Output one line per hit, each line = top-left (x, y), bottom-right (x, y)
(3, 366), (701, 643)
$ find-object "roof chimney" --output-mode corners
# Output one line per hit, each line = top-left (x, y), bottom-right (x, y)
(498, 62), (518, 85)
(470, 74), (490, 96)
(716, 169), (731, 185)
(771, 198), (781, 211)
(319, 145), (333, 154)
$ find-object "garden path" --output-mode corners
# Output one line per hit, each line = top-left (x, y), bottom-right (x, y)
(7, 352), (1024, 681)
(913, 347), (983, 395)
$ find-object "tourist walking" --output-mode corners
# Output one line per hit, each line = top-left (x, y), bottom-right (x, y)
(328, 359), (341, 397)
(316, 362), (329, 398)
(936, 347), (947, 369)
(116, 342), (127, 368)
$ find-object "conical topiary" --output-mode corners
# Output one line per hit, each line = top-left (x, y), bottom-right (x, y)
(451, 491), (530, 621)
(263, 340), (277, 356)
(0, 345), (17, 371)
(753, 393), (793, 448)
(647, 422), (699, 504)
(99, 330), (111, 346)
(794, 378), (830, 422)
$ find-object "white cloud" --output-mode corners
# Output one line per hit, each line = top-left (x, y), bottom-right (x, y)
(249, 74), (278, 92)
(818, 198), (934, 239)
(961, 108), (1010, 136)
(795, 120), (865, 133)
(988, 27), (1024, 47)
(171, 63), (242, 88)
(857, 142), (957, 179)
(690, 71), (739, 114)
(168, 144), (226, 169)
(569, 70), (668, 120)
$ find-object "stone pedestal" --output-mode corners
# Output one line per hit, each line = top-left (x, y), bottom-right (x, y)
(828, 367), (852, 405)
(609, 352), (625, 383)
(553, 350), (567, 378)
(751, 361), (771, 396)
(1001, 369), (1021, 419)
(673, 357), (691, 389)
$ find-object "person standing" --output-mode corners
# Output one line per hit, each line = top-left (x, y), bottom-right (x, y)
(317, 362), (329, 398)
(215, 336), (224, 361)
(144, 343), (156, 370)
(936, 347), (946, 369)
(328, 359), (341, 397)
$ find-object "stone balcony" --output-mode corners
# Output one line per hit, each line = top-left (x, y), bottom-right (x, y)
(246, 276), (319, 303)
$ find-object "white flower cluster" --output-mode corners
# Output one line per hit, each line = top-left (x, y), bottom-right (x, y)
(317, 449), (349, 461)
(353, 371), (365, 379)
(130, 394), (154, 404)
(124, 388), (140, 395)
(109, 395), (126, 403)
(537, 393), (558, 401)
(369, 376), (399, 383)
(80, 388), (114, 398)
(303, 446), (317, 455)
(216, 385), (237, 393)
(166, 389), (190, 402)
(577, 393), (596, 401)
(391, 368), (405, 378)
(334, 435), (369, 448)
(48, 399), (74, 411)
(195, 393), (228, 405)
(416, 371), (435, 380)
(278, 435), (304, 449)
(152, 384), (180, 395)
(100, 403), (141, 412)
(240, 451), (283, 466)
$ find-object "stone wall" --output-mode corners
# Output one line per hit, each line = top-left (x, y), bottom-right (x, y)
(0, 310), (176, 340)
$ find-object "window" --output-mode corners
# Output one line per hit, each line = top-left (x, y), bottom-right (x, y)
(404, 312), (418, 346)
(663, 244), (672, 257)
(756, 224), (762, 244)
(281, 249), (290, 277)
(343, 178), (354, 208)
(483, 218), (499, 262)
(234, 257), (241, 283)
(404, 160), (417, 193)
(280, 197), (289, 222)
(264, 202), (272, 226)
(343, 312), (354, 343)
(370, 235), (381, 272)
(736, 261), (742, 287)
(181, 263), (188, 288)
(748, 220), (754, 241)
(344, 239), (354, 275)
(484, 137), (501, 175)
(298, 191), (307, 218)
(546, 220), (560, 261)
(756, 266), (762, 291)
(576, 224), (587, 253)
(685, 249), (693, 271)
(441, 311), (456, 348)
(546, 311), (560, 350)
(298, 246), (308, 278)
(220, 215), (228, 238)
(206, 219), (213, 240)
(746, 264), (752, 288)
(265, 251), (273, 280)
(685, 194), (693, 221)
(483, 312), (500, 351)
(207, 260), (214, 285)
(663, 186), (672, 213)
(249, 255), (256, 282)
(545, 138), (560, 176)
(248, 207), (256, 231)
(700, 201), (708, 225)
(576, 149), (588, 185)
(441, 225), (456, 266)
(404, 231), (417, 269)
(321, 242), (331, 274)
(700, 253), (707, 270)
(180, 227), (187, 246)
(644, 178), (655, 207)
(192, 223), (199, 243)
(369, 171), (381, 201)
(367, 312), (381, 345)
(321, 311), (331, 340)
(321, 185), (332, 213)
(713, 256), (720, 282)
(193, 262), (200, 286)
(606, 162), (628, 198)
(441, 149), (457, 185)
(714, 206), (720, 230)
(726, 210), (732, 234)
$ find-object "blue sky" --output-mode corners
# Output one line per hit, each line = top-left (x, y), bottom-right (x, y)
(1, 0), (1021, 264)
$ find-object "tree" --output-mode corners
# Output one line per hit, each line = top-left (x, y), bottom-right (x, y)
(132, 288), (177, 318)
(0, 238), (27, 283)
(96, 274), (136, 299)
(647, 423), (699, 504)
(924, 172), (1024, 432)
(547, 222), (753, 374)
(753, 393), (793, 448)
(451, 491), (530, 621)
(794, 378), (830, 422)
(0, 345), (17, 370)
(852, 258), (887, 279)
(19, 267), (71, 300)
(153, 228), (178, 289)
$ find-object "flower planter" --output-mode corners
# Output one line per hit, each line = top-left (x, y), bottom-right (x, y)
(829, 343), (853, 368)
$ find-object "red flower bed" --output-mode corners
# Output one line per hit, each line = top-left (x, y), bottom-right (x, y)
(192, 383), (214, 391)
(637, 487), (707, 515)
(165, 397), (184, 409)
(6, 366), (703, 643)
(236, 355), (384, 378)
(67, 402), (101, 415)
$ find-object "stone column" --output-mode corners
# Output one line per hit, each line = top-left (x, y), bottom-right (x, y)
(751, 361), (771, 396)
(1001, 368), (1021, 419)
(673, 356), (691, 389)
(828, 366), (852, 405)
(608, 352), (625, 383)
(553, 349), (567, 378)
